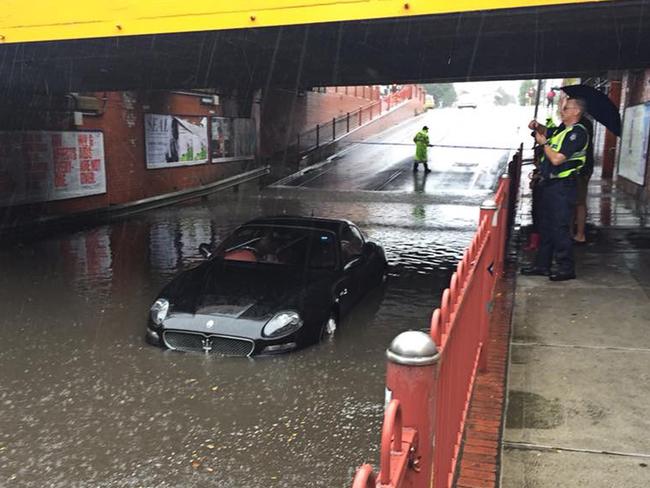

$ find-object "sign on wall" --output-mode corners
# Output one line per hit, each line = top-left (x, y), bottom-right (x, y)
(211, 117), (256, 163)
(0, 131), (106, 205)
(145, 114), (208, 168)
(619, 103), (650, 186)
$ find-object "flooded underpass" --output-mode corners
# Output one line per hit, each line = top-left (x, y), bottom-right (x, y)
(0, 106), (527, 487)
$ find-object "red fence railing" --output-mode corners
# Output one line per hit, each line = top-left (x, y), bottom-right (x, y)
(351, 145), (523, 488)
(293, 85), (425, 158)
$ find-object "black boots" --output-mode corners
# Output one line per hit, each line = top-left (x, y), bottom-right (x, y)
(520, 266), (550, 276)
(413, 163), (432, 173)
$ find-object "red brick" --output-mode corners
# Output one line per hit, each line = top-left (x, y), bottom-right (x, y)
(454, 275), (513, 488)
(460, 461), (497, 473)
(461, 469), (496, 482)
(462, 445), (498, 456)
(464, 438), (498, 449)
(457, 476), (495, 488)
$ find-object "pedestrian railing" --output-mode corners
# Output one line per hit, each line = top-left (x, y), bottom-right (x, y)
(293, 85), (422, 158)
(350, 145), (523, 488)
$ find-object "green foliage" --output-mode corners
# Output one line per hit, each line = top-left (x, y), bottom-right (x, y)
(518, 80), (537, 106)
(423, 83), (457, 108)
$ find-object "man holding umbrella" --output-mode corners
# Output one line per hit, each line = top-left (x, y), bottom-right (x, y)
(521, 97), (589, 281)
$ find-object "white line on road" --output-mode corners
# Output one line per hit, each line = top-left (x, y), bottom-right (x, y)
(373, 170), (404, 191)
(511, 341), (650, 353)
(504, 441), (650, 459)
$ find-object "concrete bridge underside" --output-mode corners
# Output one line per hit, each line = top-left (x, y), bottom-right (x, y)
(1, 1), (649, 95)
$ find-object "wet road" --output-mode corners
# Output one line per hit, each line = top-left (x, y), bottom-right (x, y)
(275, 106), (531, 193)
(0, 106), (529, 487)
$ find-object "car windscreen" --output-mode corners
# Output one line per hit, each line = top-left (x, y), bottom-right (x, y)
(216, 225), (338, 269)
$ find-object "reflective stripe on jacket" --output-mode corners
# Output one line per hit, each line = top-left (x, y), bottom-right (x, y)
(544, 123), (589, 179)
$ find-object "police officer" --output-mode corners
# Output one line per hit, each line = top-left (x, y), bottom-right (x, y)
(521, 97), (589, 281)
(413, 126), (431, 173)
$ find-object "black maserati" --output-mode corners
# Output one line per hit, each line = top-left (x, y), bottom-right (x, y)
(146, 216), (387, 356)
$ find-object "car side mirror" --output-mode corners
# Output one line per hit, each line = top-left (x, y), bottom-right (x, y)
(198, 243), (213, 259)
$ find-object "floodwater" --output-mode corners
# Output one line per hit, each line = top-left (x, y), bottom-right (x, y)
(0, 106), (528, 487)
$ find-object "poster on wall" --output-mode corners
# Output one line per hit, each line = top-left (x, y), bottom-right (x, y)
(210, 117), (256, 162)
(619, 103), (650, 185)
(0, 131), (106, 206)
(145, 114), (208, 169)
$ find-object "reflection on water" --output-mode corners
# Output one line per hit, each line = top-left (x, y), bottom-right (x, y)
(0, 186), (477, 488)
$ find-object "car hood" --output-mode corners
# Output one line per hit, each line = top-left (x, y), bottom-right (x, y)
(160, 259), (334, 322)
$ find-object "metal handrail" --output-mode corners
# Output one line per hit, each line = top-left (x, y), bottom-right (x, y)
(379, 399), (404, 485)
(349, 143), (523, 488)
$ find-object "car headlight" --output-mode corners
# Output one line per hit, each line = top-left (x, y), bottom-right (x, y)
(150, 298), (169, 326)
(262, 311), (303, 338)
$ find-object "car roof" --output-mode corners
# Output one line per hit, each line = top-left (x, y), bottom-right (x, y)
(243, 216), (352, 233)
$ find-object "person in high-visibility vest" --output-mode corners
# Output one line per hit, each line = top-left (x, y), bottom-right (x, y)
(521, 97), (589, 281)
(412, 126), (431, 173)
(524, 116), (559, 252)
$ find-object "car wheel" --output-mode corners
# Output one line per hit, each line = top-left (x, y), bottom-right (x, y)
(380, 262), (389, 284)
(320, 313), (338, 341)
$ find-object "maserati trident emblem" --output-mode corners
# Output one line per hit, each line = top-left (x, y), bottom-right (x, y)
(206, 319), (215, 329)
(201, 337), (213, 353)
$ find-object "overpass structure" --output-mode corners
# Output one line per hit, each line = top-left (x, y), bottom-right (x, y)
(1, 1), (649, 93)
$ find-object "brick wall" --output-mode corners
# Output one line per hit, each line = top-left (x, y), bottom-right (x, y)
(2, 85), (397, 223)
(0, 91), (254, 220)
(260, 86), (378, 157)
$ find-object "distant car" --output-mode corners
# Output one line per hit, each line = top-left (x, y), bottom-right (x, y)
(424, 94), (435, 110)
(457, 100), (478, 109)
(146, 217), (388, 356)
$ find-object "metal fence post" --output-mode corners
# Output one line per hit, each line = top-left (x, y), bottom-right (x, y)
(497, 175), (510, 276)
(384, 330), (440, 488)
(358, 109), (362, 127)
(351, 465), (376, 488)
(347, 112), (350, 132)
(332, 117), (336, 141)
(296, 133), (301, 161)
(316, 124), (320, 149)
(478, 199), (498, 372)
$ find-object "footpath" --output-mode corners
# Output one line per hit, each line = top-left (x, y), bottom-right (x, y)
(501, 172), (650, 486)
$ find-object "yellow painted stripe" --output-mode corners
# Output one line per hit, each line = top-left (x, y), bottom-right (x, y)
(0, 0), (611, 45)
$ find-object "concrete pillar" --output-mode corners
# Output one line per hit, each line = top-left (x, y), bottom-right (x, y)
(602, 80), (622, 179)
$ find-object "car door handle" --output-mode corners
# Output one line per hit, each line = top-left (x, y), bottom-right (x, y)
(339, 288), (349, 297)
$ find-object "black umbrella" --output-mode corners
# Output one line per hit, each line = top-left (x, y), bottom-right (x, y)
(559, 84), (621, 137)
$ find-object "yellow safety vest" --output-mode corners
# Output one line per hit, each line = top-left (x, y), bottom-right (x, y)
(545, 123), (589, 179)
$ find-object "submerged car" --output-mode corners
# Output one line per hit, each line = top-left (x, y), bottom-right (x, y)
(146, 216), (388, 356)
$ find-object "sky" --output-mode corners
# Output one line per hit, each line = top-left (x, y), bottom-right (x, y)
(454, 79), (564, 104)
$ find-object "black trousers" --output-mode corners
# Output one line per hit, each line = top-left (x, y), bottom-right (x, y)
(531, 181), (542, 233)
(534, 178), (577, 274)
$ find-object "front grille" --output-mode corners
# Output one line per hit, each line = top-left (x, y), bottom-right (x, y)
(163, 331), (254, 357)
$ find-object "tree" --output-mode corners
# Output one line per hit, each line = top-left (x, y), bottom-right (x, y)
(518, 80), (537, 106)
(494, 87), (515, 106)
(423, 83), (457, 108)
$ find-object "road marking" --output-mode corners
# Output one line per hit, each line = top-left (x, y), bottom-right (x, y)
(511, 341), (650, 353)
(374, 170), (404, 191)
(296, 165), (337, 187)
(504, 441), (650, 459)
